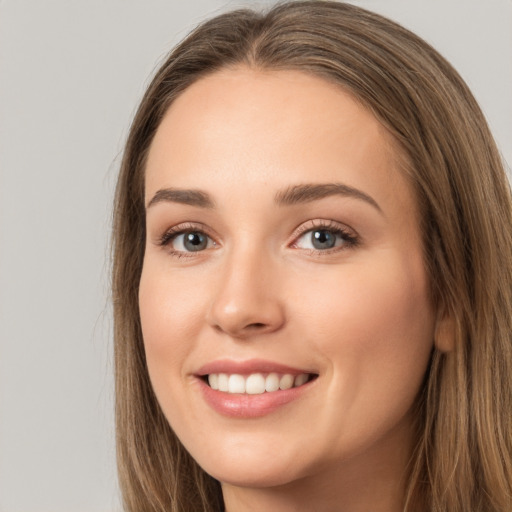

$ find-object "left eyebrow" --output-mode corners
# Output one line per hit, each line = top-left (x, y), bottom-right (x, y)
(274, 183), (382, 213)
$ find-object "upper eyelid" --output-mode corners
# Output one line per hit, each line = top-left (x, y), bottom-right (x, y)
(164, 221), (208, 233)
(291, 219), (357, 238)
(157, 222), (218, 246)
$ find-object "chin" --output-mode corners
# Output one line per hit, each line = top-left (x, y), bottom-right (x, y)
(186, 438), (311, 489)
(209, 462), (304, 489)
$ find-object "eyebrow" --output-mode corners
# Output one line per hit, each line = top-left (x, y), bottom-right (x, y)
(275, 183), (382, 212)
(147, 188), (215, 209)
(146, 182), (381, 213)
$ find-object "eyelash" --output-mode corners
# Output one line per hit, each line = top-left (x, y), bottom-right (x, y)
(291, 219), (359, 254)
(158, 222), (215, 258)
(158, 220), (359, 257)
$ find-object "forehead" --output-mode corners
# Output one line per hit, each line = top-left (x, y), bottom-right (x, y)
(145, 67), (415, 218)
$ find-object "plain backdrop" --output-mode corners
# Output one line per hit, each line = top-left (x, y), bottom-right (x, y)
(0, 1), (510, 511)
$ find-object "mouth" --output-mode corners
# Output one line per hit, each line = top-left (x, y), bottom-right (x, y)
(203, 372), (317, 395)
(195, 359), (319, 417)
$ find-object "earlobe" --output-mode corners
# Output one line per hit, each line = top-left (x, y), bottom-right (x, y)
(434, 311), (456, 353)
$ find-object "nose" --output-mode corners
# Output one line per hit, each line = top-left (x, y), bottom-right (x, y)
(206, 248), (286, 339)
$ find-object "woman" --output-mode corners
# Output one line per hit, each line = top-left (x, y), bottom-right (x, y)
(112, 2), (512, 511)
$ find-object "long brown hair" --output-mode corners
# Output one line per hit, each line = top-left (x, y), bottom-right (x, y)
(112, 2), (512, 510)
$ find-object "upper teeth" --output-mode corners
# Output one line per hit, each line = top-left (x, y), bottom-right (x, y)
(207, 372), (310, 394)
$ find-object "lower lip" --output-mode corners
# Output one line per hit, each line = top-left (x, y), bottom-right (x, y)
(197, 378), (314, 418)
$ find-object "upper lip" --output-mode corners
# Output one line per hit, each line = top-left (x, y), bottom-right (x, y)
(196, 358), (316, 377)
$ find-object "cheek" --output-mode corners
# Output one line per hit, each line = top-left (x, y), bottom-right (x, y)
(138, 262), (203, 376)
(294, 254), (435, 396)
(292, 256), (435, 455)
(301, 254), (431, 327)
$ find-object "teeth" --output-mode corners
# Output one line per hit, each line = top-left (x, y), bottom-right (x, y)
(228, 374), (245, 394)
(246, 373), (266, 394)
(294, 373), (308, 387)
(207, 372), (311, 394)
(208, 373), (219, 390)
(279, 374), (294, 390)
(265, 372), (280, 392)
(217, 373), (229, 392)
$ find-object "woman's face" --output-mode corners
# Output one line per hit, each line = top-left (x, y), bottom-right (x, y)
(139, 69), (435, 490)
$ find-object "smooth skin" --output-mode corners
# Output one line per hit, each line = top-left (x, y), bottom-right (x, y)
(139, 68), (436, 512)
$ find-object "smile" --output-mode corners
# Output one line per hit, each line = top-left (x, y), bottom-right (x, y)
(196, 360), (318, 417)
(207, 372), (313, 394)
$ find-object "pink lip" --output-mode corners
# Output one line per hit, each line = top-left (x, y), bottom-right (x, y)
(194, 359), (318, 419)
(196, 358), (313, 376)
(197, 378), (315, 418)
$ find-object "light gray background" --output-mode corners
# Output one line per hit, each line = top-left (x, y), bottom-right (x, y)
(0, 1), (510, 511)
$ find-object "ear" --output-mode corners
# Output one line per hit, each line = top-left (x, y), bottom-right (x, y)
(434, 308), (456, 353)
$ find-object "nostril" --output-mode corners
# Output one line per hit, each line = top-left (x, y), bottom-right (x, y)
(248, 322), (266, 329)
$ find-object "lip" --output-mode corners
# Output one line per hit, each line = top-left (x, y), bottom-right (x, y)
(194, 359), (318, 418)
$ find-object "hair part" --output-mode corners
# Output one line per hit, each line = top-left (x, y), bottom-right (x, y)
(112, 2), (512, 510)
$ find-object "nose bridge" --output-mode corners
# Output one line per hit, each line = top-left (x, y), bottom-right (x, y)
(207, 239), (285, 337)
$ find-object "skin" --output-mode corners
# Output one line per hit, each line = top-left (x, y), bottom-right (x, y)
(139, 68), (436, 512)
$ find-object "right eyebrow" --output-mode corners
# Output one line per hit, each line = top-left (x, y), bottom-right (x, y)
(146, 188), (215, 209)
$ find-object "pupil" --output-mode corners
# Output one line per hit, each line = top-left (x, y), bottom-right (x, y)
(312, 230), (335, 249)
(184, 232), (207, 251)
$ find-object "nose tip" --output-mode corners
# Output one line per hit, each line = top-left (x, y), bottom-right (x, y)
(207, 275), (285, 339)
(209, 302), (285, 339)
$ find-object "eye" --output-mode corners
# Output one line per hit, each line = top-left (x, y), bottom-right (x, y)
(173, 231), (212, 252)
(293, 222), (358, 252)
(160, 227), (216, 254)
